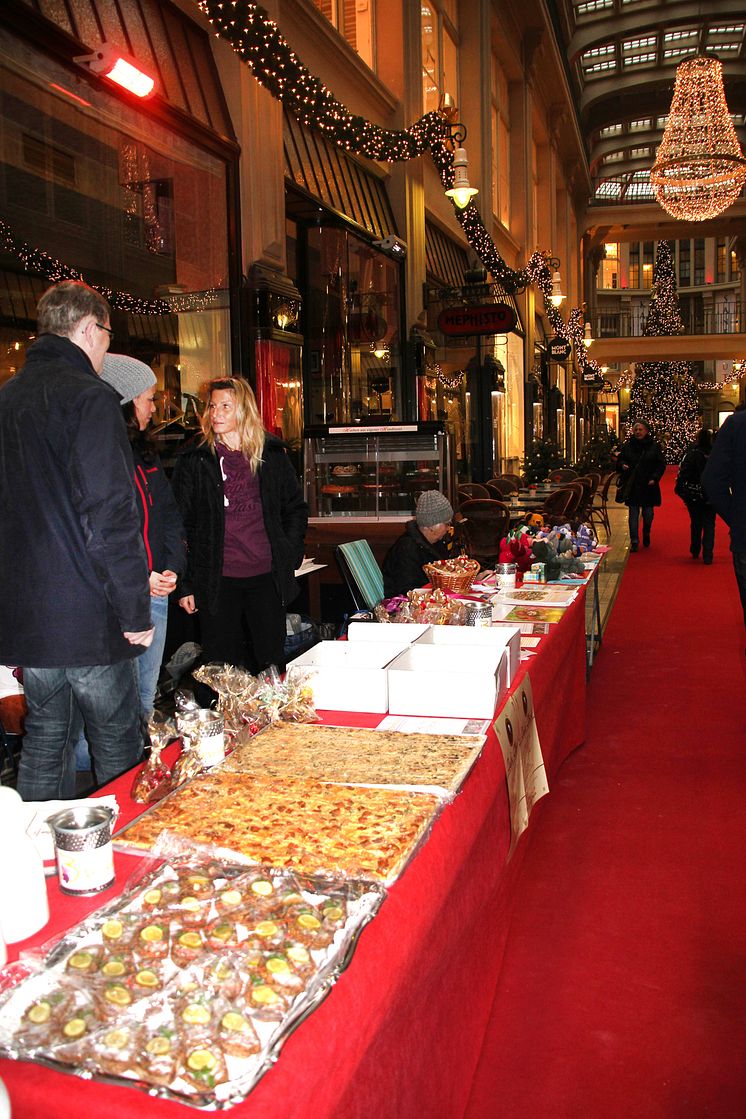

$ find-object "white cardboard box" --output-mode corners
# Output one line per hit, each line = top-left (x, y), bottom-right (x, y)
(387, 643), (509, 719)
(413, 624), (521, 685)
(347, 621), (430, 644)
(286, 640), (407, 712)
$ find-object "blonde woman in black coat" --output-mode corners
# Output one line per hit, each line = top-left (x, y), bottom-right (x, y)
(617, 420), (666, 552)
(172, 378), (308, 672)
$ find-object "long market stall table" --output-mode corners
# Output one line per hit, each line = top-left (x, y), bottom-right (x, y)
(1, 589), (588, 1119)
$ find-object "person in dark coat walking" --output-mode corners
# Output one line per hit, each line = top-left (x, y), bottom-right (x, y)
(617, 420), (666, 552)
(0, 280), (153, 800)
(702, 410), (746, 630)
(382, 491), (453, 597)
(676, 428), (715, 564)
(172, 378), (308, 672)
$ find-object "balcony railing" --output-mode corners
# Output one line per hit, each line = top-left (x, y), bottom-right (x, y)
(592, 303), (742, 338)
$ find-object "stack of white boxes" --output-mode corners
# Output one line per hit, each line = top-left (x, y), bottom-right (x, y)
(286, 623), (521, 717)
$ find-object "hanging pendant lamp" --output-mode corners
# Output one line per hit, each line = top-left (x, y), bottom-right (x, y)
(650, 54), (746, 221)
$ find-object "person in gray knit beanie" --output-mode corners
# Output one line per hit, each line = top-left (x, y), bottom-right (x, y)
(382, 490), (454, 597)
(101, 353), (157, 404)
(416, 490), (454, 529)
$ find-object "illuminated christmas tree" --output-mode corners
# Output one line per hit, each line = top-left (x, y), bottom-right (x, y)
(628, 240), (699, 463)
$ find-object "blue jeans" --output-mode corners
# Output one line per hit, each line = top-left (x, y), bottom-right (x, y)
(18, 660), (141, 800)
(75, 595), (169, 772)
(628, 505), (654, 546)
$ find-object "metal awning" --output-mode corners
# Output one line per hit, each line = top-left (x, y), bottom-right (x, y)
(284, 111), (397, 240)
(9, 0), (235, 144)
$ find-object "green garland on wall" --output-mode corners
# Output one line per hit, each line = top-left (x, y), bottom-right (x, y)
(198, 0), (595, 359)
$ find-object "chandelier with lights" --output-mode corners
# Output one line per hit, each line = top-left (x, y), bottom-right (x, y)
(650, 54), (746, 221)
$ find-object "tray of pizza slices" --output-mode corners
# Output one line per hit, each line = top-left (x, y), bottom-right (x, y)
(0, 852), (384, 1109)
(222, 721), (485, 800)
(113, 769), (441, 886)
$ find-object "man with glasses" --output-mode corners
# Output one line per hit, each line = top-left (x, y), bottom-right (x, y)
(0, 279), (154, 799)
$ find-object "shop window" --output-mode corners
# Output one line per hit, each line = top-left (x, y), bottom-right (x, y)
(311, 0), (375, 69)
(422, 1), (459, 114)
(678, 240), (691, 287)
(491, 55), (511, 229)
(0, 47), (232, 417)
(694, 238), (705, 286)
(304, 225), (403, 424)
(629, 242), (640, 288)
(600, 242), (619, 289)
(716, 239), (726, 284)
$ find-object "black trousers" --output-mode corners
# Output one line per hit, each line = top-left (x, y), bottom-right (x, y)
(198, 573), (285, 672)
(687, 503), (715, 560)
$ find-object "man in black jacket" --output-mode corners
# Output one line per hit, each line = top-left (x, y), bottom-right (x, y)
(702, 411), (746, 630)
(382, 491), (453, 598)
(0, 280), (154, 799)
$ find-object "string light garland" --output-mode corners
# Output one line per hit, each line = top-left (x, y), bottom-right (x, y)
(627, 241), (699, 462)
(651, 55), (746, 221)
(197, 0), (598, 370)
(0, 220), (221, 314)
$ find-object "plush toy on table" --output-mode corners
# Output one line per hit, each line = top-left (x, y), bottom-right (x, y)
(531, 537), (586, 580)
(498, 529), (535, 573)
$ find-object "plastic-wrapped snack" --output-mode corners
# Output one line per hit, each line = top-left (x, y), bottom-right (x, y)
(170, 739), (203, 790)
(131, 739), (172, 805)
(279, 672), (318, 723)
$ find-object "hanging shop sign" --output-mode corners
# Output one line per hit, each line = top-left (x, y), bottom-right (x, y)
(437, 303), (517, 337)
(548, 336), (572, 361)
(582, 369), (605, 389)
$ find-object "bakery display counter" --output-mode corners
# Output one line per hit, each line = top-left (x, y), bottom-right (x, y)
(1, 591), (588, 1119)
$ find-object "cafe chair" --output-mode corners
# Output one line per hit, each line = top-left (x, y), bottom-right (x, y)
(485, 477), (519, 499)
(589, 472), (615, 538)
(571, 476), (595, 524)
(495, 472), (523, 487)
(458, 482), (490, 502)
(458, 499), (511, 565)
(335, 539), (385, 612)
(548, 468), (579, 483)
(538, 486), (575, 527)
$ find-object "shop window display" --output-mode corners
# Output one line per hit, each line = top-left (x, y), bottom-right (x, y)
(0, 37), (232, 416)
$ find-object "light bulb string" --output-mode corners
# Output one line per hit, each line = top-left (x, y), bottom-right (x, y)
(198, 0), (597, 368)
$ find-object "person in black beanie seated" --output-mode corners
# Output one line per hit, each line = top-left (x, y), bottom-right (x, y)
(382, 490), (454, 597)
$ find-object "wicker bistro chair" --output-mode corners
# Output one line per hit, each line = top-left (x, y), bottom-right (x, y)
(589, 472), (615, 538)
(458, 482), (490, 502)
(458, 498), (511, 565)
(495, 472), (523, 487)
(571, 476), (595, 525)
(335, 539), (385, 612)
(548, 467), (579, 483)
(485, 477), (519, 499)
(538, 486), (576, 528)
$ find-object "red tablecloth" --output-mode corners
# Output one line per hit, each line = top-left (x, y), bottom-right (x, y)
(2, 591), (587, 1119)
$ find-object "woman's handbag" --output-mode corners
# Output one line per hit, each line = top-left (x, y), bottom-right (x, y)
(614, 468), (634, 504)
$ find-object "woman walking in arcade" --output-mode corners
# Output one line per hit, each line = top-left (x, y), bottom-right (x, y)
(676, 428), (715, 564)
(617, 420), (666, 552)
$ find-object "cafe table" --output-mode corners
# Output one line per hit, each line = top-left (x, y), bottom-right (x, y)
(1, 590), (588, 1119)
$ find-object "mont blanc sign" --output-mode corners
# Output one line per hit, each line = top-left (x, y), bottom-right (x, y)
(548, 336), (572, 361)
(437, 303), (518, 337)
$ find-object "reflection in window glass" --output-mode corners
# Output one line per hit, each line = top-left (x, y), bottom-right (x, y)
(421, 1), (459, 113)
(0, 47), (231, 419)
(310, 0), (374, 69)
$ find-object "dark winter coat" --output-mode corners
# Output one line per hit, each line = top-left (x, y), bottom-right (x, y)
(676, 446), (711, 509)
(382, 520), (449, 598)
(0, 334), (151, 667)
(132, 446), (186, 577)
(171, 435), (308, 614)
(617, 434), (666, 507)
(702, 411), (746, 552)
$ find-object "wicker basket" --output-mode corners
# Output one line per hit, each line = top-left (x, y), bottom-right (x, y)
(424, 557), (481, 594)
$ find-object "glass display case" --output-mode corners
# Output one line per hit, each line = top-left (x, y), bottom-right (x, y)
(304, 422), (453, 518)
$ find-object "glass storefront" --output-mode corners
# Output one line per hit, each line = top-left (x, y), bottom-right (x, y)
(0, 33), (232, 433)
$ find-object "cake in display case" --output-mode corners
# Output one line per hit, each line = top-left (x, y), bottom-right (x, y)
(304, 422), (453, 519)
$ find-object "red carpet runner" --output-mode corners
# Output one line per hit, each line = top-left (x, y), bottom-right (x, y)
(465, 470), (746, 1119)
